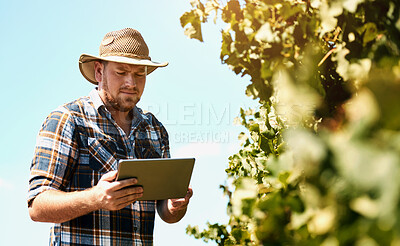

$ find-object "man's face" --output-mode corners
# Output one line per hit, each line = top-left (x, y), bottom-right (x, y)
(95, 61), (147, 112)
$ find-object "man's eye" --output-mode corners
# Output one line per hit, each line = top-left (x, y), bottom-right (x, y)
(116, 71), (126, 75)
(135, 73), (146, 77)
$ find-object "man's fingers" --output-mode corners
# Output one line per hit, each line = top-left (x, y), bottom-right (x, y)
(99, 171), (139, 189)
(114, 186), (143, 202)
(120, 186), (143, 197)
(170, 198), (188, 207)
(116, 178), (139, 189)
(168, 199), (188, 213)
(117, 192), (144, 205)
(170, 187), (193, 205)
(115, 187), (144, 209)
(186, 187), (193, 199)
(100, 170), (118, 182)
(101, 186), (144, 211)
(167, 186), (193, 213)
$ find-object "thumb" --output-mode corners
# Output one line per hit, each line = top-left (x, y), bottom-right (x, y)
(100, 170), (118, 182)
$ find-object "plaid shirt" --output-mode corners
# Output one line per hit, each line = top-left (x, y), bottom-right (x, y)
(28, 89), (170, 246)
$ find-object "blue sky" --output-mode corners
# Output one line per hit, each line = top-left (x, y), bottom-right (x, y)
(0, 0), (257, 245)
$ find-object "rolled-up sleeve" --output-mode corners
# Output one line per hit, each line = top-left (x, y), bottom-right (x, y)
(27, 108), (78, 206)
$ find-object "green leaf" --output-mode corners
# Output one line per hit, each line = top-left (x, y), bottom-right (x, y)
(180, 10), (196, 28)
(259, 134), (272, 154)
(249, 123), (260, 132)
(180, 10), (204, 42)
(262, 129), (276, 139)
(358, 22), (378, 46)
(184, 24), (204, 42)
(278, 171), (290, 188)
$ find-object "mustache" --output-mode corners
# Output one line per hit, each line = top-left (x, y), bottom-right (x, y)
(119, 86), (139, 93)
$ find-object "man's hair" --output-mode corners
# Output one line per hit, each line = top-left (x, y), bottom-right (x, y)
(101, 60), (108, 69)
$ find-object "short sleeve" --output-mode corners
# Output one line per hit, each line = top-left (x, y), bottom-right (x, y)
(27, 108), (79, 206)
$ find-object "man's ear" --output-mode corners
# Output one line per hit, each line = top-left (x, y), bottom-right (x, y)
(94, 61), (103, 83)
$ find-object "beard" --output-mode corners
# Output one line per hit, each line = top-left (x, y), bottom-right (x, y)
(102, 77), (141, 112)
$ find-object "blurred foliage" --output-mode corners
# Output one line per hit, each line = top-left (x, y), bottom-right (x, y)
(181, 0), (400, 245)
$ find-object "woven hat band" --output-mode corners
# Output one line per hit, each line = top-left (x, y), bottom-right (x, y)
(100, 52), (151, 61)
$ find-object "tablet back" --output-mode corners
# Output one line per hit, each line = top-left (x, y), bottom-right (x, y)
(117, 158), (195, 201)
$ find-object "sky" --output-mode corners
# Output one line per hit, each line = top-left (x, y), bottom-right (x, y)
(0, 0), (258, 245)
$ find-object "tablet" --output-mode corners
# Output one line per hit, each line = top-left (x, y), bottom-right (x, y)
(117, 158), (195, 201)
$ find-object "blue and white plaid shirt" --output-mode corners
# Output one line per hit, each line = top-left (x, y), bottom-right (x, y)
(28, 89), (170, 245)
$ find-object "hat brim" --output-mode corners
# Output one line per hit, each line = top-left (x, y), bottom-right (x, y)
(79, 54), (169, 84)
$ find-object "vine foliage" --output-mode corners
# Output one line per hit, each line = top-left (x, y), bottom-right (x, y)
(181, 0), (400, 245)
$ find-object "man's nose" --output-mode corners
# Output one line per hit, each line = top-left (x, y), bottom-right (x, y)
(125, 74), (137, 87)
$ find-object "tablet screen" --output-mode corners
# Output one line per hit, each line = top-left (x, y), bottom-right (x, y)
(117, 158), (195, 201)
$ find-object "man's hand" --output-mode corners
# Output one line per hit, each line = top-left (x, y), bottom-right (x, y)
(92, 170), (144, 211)
(157, 186), (193, 223)
(167, 186), (193, 214)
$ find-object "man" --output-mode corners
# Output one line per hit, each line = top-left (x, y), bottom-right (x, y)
(28, 28), (193, 245)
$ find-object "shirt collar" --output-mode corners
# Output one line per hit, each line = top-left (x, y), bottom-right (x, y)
(89, 88), (104, 111)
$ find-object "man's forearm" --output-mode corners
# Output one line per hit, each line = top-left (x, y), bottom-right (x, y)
(29, 189), (98, 223)
(28, 171), (143, 224)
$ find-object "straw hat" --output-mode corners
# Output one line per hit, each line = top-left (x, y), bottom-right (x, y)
(79, 28), (168, 84)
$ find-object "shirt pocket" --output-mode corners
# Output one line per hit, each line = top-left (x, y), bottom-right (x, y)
(134, 138), (162, 159)
(87, 137), (119, 173)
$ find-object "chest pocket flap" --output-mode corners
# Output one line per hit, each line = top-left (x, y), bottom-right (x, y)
(135, 138), (162, 159)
